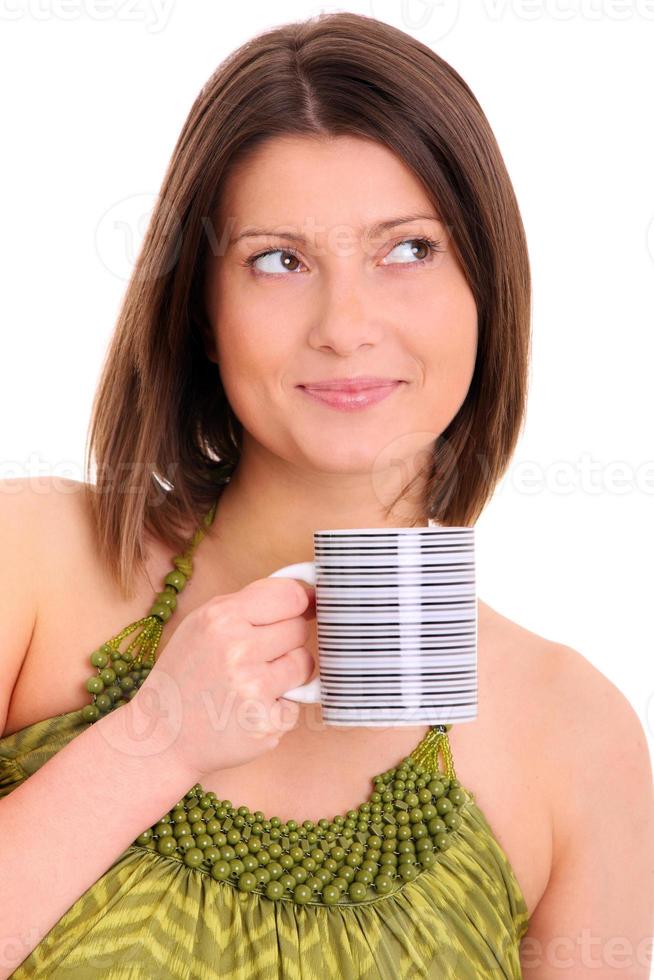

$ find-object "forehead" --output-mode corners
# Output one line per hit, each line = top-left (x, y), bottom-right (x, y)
(218, 134), (435, 232)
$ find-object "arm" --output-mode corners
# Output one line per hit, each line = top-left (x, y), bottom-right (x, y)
(0, 696), (199, 979)
(521, 645), (654, 979)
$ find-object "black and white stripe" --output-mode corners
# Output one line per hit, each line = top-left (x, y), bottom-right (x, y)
(274, 526), (478, 727)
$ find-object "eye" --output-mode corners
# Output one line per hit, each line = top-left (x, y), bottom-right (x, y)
(244, 248), (305, 276)
(382, 237), (444, 266)
(243, 235), (445, 278)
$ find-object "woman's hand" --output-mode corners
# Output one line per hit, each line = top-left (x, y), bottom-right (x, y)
(128, 575), (316, 777)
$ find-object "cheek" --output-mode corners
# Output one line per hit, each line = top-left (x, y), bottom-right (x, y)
(212, 314), (293, 429)
(413, 288), (478, 414)
(212, 267), (297, 369)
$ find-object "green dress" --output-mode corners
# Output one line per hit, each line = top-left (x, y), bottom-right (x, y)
(0, 507), (530, 978)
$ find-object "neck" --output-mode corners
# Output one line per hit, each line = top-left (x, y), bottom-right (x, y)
(204, 448), (430, 592)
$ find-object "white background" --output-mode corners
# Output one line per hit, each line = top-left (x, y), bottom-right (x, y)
(1, 0), (652, 961)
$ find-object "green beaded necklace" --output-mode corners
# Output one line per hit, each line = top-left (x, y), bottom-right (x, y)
(80, 501), (468, 907)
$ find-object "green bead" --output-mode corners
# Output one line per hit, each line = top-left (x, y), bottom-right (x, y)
(238, 871), (257, 892)
(322, 884), (341, 905)
(90, 650), (109, 668)
(211, 860), (231, 881)
(265, 880), (284, 900)
(164, 570), (187, 592)
(81, 704), (99, 722)
(85, 676), (104, 694)
(112, 660), (129, 678)
(374, 874), (393, 894)
(293, 884), (312, 904)
(156, 590), (178, 609)
(445, 812), (462, 831)
(399, 864), (418, 881)
(184, 848), (204, 868)
(420, 851), (437, 868)
(150, 602), (172, 622)
(99, 667), (116, 685)
(157, 838), (177, 856)
(95, 694), (112, 712)
(348, 881), (368, 902)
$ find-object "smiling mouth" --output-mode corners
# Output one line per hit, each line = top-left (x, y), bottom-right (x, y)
(297, 381), (404, 412)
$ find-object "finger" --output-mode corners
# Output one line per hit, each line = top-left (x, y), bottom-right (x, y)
(265, 646), (315, 698)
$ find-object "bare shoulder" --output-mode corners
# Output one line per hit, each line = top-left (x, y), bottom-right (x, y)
(0, 473), (92, 606)
(486, 606), (654, 970)
(0, 475), (92, 734)
(481, 598), (651, 792)
(539, 639), (653, 842)
(0, 472), (89, 522)
(2, 475), (94, 579)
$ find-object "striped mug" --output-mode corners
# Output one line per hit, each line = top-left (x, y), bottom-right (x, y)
(268, 524), (478, 727)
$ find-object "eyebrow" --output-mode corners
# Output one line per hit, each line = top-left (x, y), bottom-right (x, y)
(228, 212), (442, 246)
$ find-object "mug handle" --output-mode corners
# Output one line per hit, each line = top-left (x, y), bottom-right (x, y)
(268, 561), (321, 704)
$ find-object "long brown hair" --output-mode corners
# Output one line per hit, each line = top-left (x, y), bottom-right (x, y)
(83, 11), (531, 600)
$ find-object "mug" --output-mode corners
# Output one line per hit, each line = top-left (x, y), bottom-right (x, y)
(269, 524), (478, 727)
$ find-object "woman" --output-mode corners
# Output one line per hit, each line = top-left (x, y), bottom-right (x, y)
(1, 11), (652, 979)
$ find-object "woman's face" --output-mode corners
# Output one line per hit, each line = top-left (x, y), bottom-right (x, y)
(203, 134), (477, 497)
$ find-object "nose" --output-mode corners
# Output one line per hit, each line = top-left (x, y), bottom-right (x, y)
(308, 269), (385, 355)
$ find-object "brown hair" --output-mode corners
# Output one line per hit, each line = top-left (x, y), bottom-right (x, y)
(83, 11), (531, 600)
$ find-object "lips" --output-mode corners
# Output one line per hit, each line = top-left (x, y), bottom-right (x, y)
(298, 380), (404, 412)
(299, 378), (401, 393)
